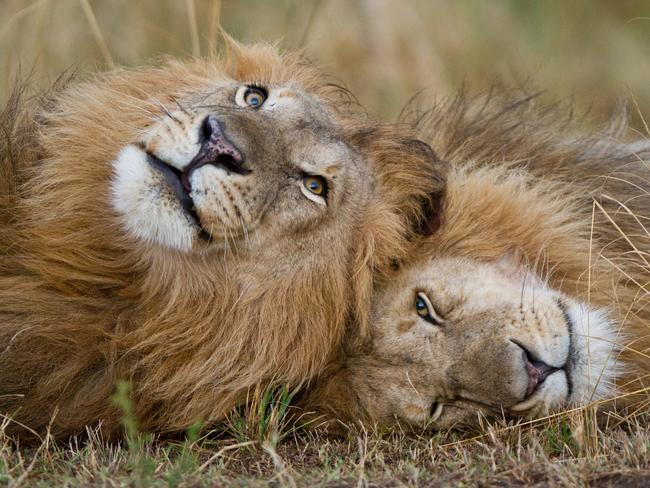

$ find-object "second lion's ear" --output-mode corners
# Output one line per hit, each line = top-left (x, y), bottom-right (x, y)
(414, 190), (445, 237)
(398, 137), (447, 238)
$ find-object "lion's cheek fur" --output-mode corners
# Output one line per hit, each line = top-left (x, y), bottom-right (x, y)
(111, 145), (198, 251)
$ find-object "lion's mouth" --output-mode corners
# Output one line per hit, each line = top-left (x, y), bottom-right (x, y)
(508, 302), (576, 415)
(146, 153), (212, 241)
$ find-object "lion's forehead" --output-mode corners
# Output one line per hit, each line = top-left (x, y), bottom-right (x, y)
(392, 257), (558, 313)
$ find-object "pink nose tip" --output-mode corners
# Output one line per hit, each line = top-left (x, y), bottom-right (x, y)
(522, 350), (560, 398)
(181, 115), (248, 191)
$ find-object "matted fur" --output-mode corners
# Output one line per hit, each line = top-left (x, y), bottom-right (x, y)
(0, 42), (444, 439)
(303, 91), (650, 427)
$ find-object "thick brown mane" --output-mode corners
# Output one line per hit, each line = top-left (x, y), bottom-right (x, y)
(0, 42), (444, 439)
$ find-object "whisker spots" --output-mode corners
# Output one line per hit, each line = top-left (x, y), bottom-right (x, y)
(398, 319), (416, 333)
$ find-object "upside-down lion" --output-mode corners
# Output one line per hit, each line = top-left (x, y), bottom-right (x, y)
(0, 41), (444, 438)
(304, 92), (650, 430)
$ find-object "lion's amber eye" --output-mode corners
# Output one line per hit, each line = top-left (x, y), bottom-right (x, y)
(243, 87), (267, 108)
(415, 292), (443, 326)
(415, 296), (429, 317)
(303, 175), (327, 197)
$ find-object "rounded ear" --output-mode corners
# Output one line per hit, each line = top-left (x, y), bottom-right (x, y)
(400, 138), (447, 238)
(415, 190), (445, 237)
(347, 127), (447, 240)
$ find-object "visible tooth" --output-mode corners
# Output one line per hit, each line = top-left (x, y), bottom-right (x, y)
(430, 403), (444, 421)
(510, 397), (538, 412)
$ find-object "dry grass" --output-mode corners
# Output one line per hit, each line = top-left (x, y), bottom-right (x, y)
(1, 0), (650, 124)
(1, 406), (649, 487)
(1, 0), (650, 486)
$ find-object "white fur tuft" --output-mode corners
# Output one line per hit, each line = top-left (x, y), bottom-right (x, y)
(566, 303), (621, 404)
(110, 145), (195, 251)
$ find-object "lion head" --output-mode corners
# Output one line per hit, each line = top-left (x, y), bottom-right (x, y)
(112, 78), (370, 252)
(320, 254), (619, 430)
(0, 41), (443, 438)
(303, 96), (650, 431)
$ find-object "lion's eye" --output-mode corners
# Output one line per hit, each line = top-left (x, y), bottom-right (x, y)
(303, 176), (326, 196)
(235, 85), (268, 109)
(415, 292), (443, 326)
(300, 175), (328, 205)
(415, 296), (429, 317)
(244, 87), (266, 108)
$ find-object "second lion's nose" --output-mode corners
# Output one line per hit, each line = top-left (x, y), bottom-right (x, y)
(520, 347), (560, 398)
(181, 115), (248, 191)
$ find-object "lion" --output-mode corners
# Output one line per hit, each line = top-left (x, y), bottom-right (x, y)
(0, 40), (444, 439)
(302, 92), (650, 430)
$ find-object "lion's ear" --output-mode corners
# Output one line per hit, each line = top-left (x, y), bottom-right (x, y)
(414, 190), (445, 237)
(403, 139), (446, 238)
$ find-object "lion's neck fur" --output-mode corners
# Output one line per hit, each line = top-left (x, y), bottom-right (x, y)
(0, 175), (357, 435)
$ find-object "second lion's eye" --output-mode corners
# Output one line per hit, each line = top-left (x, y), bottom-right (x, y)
(303, 176), (326, 196)
(415, 292), (443, 326)
(300, 175), (328, 205)
(415, 296), (429, 317)
(236, 85), (267, 108)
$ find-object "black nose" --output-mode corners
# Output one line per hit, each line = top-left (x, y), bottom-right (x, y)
(181, 115), (248, 191)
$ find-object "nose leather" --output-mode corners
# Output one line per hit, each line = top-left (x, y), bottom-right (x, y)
(522, 349), (560, 397)
(181, 115), (247, 191)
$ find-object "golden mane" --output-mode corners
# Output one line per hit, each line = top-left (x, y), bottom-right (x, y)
(0, 41), (444, 439)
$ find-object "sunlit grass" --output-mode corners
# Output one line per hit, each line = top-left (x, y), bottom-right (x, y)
(0, 406), (647, 486)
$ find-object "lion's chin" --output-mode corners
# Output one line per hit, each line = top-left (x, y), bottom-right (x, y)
(564, 304), (621, 406)
(111, 145), (217, 252)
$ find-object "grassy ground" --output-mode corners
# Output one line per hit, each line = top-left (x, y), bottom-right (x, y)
(1, 1), (650, 486)
(1, 407), (649, 487)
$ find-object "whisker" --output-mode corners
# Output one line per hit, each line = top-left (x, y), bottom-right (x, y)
(152, 97), (181, 124)
(170, 95), (190, 115)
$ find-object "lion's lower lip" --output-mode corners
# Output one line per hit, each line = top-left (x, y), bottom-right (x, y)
(146, 153), (193, 213)
(509, 369), (566, 413)
(146, 153), (212, 241)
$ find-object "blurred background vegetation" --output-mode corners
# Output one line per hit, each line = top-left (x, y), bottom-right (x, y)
(1, 0), (649, 129)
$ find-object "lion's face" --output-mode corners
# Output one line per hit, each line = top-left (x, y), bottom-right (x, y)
(343, 256), (619, 430)
(112, 82), (366, 252)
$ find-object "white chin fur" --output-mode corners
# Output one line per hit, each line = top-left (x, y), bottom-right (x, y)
(111, 145), (195, 251)
(566, 303), (621, 404)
